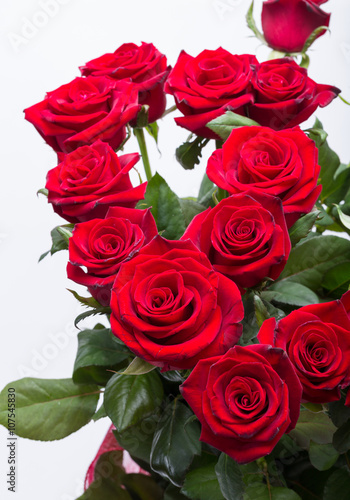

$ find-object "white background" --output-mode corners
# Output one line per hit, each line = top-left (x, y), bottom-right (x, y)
(0, 0), (349, 498)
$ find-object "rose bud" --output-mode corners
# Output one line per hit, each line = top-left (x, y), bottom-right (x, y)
(262, 0), (331, 53)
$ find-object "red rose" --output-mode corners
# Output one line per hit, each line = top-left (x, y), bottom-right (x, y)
(248, 58), (340, 130)
(46, 140), (146, 223)
(24, 77), (140, 153)
(67, 207), (158, 306)
(258, 291), (350, 403)
(180, 344), (302, 464)
(165, 49), (257, 138)
(80, 42), (171, 124)
(110, 237), (243, 370)
(206, 126), (321, 227)
(262, 0), (331, 53)
(182, 192), (291, 290)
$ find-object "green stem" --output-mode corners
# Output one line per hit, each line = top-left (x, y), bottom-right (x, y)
(339, 94), (350, 106)
(161, 104), (177, 118)
(134, 127), (152, 182)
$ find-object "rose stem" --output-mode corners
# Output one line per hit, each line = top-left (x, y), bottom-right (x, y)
(161, 104), (177, 118)
(134, 127), (152, 182)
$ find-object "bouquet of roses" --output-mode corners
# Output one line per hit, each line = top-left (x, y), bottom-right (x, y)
(2, 1), (350, 499)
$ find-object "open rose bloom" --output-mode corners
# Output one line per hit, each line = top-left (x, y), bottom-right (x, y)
(180, 344), (302, 464)
(182, 191), (291, 289)
(165, 48), (256, 138)
(25, 78), (141, 153)
(258, 291), (350, 404)
(110, 237), (244, 370)
(80, 42), (171, 124)
(67, 207), (158, 305)
(15, 3), (350, 498)
(45, 140), (146, 223)
(207, 126), (321, 227)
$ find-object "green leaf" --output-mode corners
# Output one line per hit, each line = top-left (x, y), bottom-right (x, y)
(37, 187), (48, 197)
(315, 204), (334, 227)
(113, 414), (159, 463)
(308, 441), (339, 471)
(92, 403), (107, 421)
(253, 294), (269, 327)
(176, 136), (209, 170)
(322, 261), (350, 298)
(56, 226), (73, 243)
(143, 173), (186, 239)
(240, 293), (261, 345)
(301, 402), (323, 413)
(76, 453), (130, 500)
(92, 449), (124, 484)
(323, 469), (350, 500)
(74, 307), (111, 328)
(122, 473), (164, 500)
(328, 397), (350, 428)
(146, 122), (159, 144)
(122, 357), (156, 376)
(336, 204), (350, 230)
(104, 371), (163, 433)
(334, 163), (350, 180)
(73, 328), (130, 385)
(207, 111), (260, 141)
(67, 289), (101, 309)
(308, 118), (327, 147)
(309, 120), (350, 205)
(301, 25), (330, 54)
(0, 378), (100, 440)
(305, 121), (328, 146)
(198, 173), (216, 207)
(289, 410), (337, 449)
(240, 293), (285, 346)
(244, 484), (301, 500)
(261, 282), (319, 307)
(179, 198), (206, 227)
(288, 212), (320, 246)
(39, 224), (74, 262)
(77, 480), (132, 500)
(181, 458), (225, 500)
(150, 399), (201, 487)
(268, 50), (286, 60)
(215, 453), (245, 500)
(276, 235), (350, 292)
(159, 370), (185, 384)
(299, 52), (310, 69)
(333, 419), (350, 453)
(164, 484), (190, 500)
(245, 0), (266, 44)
